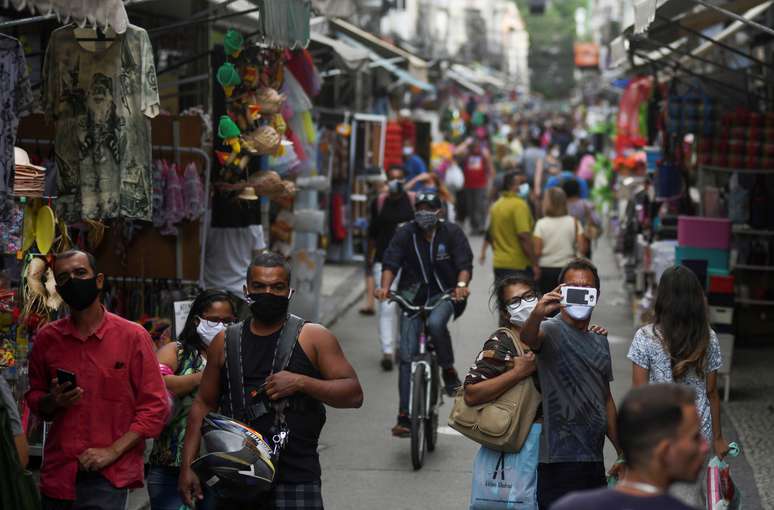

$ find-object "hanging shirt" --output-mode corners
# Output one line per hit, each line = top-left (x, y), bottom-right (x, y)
(0, 35), (34, 198)
(42, 25), (160, 222)
(463, 151), (489, 189)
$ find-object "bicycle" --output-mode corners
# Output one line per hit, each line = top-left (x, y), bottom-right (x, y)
(390, 292), (452, 470)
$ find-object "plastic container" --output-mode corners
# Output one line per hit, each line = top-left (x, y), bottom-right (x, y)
(678, 216), (731, 249)
(709, 275), (735, 294)
(675, 246), (730, 272)
(709, 306), (734, 325)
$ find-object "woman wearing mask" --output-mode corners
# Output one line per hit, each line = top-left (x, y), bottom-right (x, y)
(627, 266), (727, 506)
(533, 188), (587, 295)
(147, 289), (236, 510)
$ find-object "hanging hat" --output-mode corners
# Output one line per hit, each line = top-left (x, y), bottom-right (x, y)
(224, 29), (244, 57)
(217, 63), (242, 97)
(218, 115), (241, 140)
(237, 185), (259, 201)
(242, 126), (281, 155)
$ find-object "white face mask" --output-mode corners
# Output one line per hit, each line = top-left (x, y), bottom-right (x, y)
(507, 297), (538, 326)
(196, 318), (227, 345)
(403, 146), (413, 156)
(565, 304), (593, 321)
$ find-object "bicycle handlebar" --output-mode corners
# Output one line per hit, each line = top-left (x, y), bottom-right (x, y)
(389, 292), (453, 312)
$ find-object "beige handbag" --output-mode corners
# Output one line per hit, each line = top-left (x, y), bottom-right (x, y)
(448, 328), (541, 453)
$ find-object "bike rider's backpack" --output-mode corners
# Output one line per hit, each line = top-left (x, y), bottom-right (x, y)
(447, 328), (541, 453)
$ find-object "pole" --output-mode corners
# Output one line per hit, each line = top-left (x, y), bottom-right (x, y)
(690, 0), (774, 38)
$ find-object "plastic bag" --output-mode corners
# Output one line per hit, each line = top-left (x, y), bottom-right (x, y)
(707, 443), (741, 510)
(445, 163), (465, 191)
(469, 423), (540, 510)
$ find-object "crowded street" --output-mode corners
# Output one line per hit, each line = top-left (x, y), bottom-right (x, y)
(2, 1), (774, 510)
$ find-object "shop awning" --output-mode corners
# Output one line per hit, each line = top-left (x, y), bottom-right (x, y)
(332, 34), (435, 92)
(309, 32), (369, 69)
(449, 64), (507, 90)
(446, 69), (485, 96)
(329, 17), (430, 82)
(684, 0), (773, 61)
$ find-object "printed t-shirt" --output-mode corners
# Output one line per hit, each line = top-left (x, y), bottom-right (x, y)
(42, 25), (160, 221)
(537, 316), (612, 464)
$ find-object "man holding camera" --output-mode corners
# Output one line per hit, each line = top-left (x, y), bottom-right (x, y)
(520, 258), (623, 510)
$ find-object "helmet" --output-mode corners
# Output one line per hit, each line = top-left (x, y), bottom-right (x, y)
(191, 413), (275, 501)
(415, 191), (442, 210)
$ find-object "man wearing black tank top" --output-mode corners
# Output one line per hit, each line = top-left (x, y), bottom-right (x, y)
(179, 251), (363, 510)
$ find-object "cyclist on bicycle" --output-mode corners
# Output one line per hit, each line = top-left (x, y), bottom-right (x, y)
(375, 191), (473, 437)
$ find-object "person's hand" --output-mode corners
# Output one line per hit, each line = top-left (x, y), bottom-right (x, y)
(532, 265), (541, 282)
(512, 351), (536, 377)
(452, 286), (470, 302)
(608, 460), (626, 479)
(374, 288), (390, 301)
(534, 285), (562, 317)
(78, 447), (119, 471)
(479, 253), (486, 266)
(50, 378), (83, 409)
(265, 371), (304, 400)
(179, 466), (203, 507)
(588, 324), (608, 336)
(714, 437), (730, 459)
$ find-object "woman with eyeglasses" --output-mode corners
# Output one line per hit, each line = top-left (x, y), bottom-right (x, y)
(147, 289), (236, 510)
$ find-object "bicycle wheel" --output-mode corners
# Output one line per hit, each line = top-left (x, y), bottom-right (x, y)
(410, 363), (427, 470)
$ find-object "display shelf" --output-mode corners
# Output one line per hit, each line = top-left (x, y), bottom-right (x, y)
(699, 165), (774, 175)
(732, 226), (774, 236)
(736, 298), (774, 306)
(733, 264), (774, 272)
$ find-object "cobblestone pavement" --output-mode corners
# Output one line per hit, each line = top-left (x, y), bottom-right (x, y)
(725, 344), (774, 510)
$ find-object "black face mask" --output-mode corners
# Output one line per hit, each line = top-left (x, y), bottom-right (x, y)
(247, 292), (291, 324)
(57, 277), (100, 311)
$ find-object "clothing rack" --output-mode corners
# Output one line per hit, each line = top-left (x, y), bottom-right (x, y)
(16, 135), (212, 287)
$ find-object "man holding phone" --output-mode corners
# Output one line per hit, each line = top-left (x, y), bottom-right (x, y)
(26, 250), (169, 510)
(520, 258), (623, 510)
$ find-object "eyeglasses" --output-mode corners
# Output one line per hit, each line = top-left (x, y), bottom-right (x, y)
(507, 291), (539, 308)
(200, 317), (237, 327)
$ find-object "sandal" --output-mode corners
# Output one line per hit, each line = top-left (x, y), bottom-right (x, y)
(358, 307), (375, 316)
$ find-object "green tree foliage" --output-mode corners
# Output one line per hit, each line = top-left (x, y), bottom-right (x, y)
(515, 0), (587, 99)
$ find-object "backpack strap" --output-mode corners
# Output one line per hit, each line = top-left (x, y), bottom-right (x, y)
(273, 314), (305, 373)
(495, 327), (526, 357)
(223, 322), (246, 420)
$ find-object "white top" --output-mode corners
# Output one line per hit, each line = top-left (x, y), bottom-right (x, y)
(203, 225), (265, 295)
(534, 215), (582, 268)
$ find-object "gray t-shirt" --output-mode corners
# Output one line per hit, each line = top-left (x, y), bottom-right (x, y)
(537, 316), (613, 463)
(0, 376), (23, 436)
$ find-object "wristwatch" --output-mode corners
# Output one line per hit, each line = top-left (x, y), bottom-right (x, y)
(456, 281), (468, 288)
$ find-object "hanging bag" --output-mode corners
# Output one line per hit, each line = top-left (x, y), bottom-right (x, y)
(448, 328), (541, 453)
(469, 424), (541, 510)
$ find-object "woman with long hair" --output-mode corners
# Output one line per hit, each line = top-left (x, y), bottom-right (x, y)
(147, 289), (236, 510)
(627, 265), (726, 506)
(533, 188), (587, 294)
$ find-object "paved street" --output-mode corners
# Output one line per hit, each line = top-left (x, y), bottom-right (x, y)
(319, 234), (766, 509)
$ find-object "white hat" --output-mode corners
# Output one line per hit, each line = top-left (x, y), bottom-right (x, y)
(14, 147), (46, 172)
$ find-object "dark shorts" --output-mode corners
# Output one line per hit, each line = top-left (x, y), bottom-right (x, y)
(216, 482), (323, 510)
(537, 461), (606, 510)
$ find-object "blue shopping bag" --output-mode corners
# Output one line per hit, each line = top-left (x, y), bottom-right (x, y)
(469, 423), (541, 510)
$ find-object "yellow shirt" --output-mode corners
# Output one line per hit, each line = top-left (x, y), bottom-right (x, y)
(488, 192), (534, 270)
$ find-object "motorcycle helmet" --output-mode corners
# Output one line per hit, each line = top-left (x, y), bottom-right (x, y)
(191, 413), (275, 501)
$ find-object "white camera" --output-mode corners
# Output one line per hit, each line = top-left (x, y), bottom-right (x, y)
(561, 286), (598, 307)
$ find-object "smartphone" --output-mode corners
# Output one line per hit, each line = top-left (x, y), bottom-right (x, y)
(561, 286), (598, 307)
(56, 369), (77, 389)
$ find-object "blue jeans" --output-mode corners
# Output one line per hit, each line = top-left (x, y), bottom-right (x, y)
(398, 299), (454, 413)
(147, 465), (215, 510)
(41, 472), (128, 510)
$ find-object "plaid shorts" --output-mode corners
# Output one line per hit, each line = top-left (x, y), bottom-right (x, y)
(216, 482), (323, 510)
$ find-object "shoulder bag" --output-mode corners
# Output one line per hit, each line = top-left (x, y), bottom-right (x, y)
(448, 328), (541, 453)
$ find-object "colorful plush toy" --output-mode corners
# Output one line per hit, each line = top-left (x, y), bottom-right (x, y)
(243, 66), (259, 88)
(224, 29), (244, 58)
(217, 62), (241, 97)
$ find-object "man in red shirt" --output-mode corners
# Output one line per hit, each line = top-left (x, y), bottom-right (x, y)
(26, 250), (169, 509)
(456, 136), (494, 236)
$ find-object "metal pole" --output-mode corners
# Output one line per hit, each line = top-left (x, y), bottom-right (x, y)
(0, 14), (55, 30)
(655, 14), (774, 71)
(690, 0), (774, 38)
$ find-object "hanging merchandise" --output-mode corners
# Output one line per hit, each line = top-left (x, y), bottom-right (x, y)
(0, 36), (34, 203)
(43, 24), (160, 222)
(259, 0), (311, 49)
(183, 163), (205, 221)
(11, 147), (47, 198)
(2, 0), (130, 33)
(161, 162), (185, 236)
(35, 205), (56, 255)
